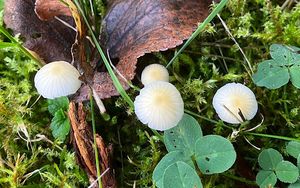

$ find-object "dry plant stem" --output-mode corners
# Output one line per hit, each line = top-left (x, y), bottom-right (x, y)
(92, 87), (106, 114)
(218, 46), (228, 72)
(243, 136), (261, 150)
(217, 14), (253, 75)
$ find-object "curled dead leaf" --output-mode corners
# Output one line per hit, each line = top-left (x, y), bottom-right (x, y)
(35, 0), (72, 21)
(4, 0), (75, 63)
(4, 0), (213, 100)
(77, 0), (213, 100)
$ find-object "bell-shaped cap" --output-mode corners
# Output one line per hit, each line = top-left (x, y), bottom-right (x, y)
(212, 83), (258, 124)
(141, 64), (169, 85)
(134, 81), (184, 131)
(34, 61), (82, 99)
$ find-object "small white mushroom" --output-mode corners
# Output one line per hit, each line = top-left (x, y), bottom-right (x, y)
(134, 81), (184, 131)
(34, 61), (82, 99)
(141, 64), (169, 85)
(212, 83), (258, 124)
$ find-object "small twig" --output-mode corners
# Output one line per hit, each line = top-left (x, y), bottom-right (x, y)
(107, 50), (140, 91)
(88, 0), (95, 17)
(244, 113), (264, 132)
(54, 16), (77, 31)
(217, 14), (253, 75)
(29, 95), (42, 109)
(218, 46), (228, 72)
(22, 168), (43, 184)
(243, 136), (261, 150)
(92, 87), (106, 114)
(281, 0), (295, 10)
(88, 168), (110, 188)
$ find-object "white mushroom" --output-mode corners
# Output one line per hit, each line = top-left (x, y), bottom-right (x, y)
(34, 61), (82, 99)
(141, 64), (169, 85)
(212, 83), (258, 124)
(134, 81), (184, 131)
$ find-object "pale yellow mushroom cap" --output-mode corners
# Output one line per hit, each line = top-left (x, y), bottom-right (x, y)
(212, 83), (258, 124)
(134, 81), (184, 131)
(141, 64), (169, 85)
(34, 61), (82, 99)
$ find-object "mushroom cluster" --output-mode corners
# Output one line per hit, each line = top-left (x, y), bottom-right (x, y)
(134, 64), (184, 131)
(34, 61), (82, 99)
(212, 83), (258, 124)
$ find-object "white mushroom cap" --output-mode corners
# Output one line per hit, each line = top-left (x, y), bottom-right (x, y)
(34, 61), (82, 99)
(212, 83), (258, 124)
(134, 81), (184, 131)
(141, 64), (169, 85)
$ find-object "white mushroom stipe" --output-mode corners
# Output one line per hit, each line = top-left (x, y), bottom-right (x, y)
(212, 83), (258, 124)
(134, 81), (184, 131)
(141, 64), (169, 85)
(34, 61), (82, 99)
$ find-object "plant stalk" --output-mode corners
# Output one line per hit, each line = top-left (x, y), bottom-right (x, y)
(90, 90), (102, 188)
(166, 0), (228, 68)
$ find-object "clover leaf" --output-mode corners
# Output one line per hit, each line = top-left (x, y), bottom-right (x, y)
(253, 44), (300, 89)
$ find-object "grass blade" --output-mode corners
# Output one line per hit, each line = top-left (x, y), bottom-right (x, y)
(166, 0), (228, 68)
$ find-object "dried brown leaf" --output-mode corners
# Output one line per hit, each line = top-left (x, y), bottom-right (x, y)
(77, 0), (213, 100)
(35, 0), (72, 21)
(4, 0), (75, 63)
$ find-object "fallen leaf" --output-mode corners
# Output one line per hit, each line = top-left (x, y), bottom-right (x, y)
(77, 0), (213, 100)
(34, 0), (95, 85)
(35, 0), (72, 21)
(4, 0), (75, 63)
(4, 0), (213, 100)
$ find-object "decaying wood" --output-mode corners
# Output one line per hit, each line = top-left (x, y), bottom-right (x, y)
(68, 102), (116, 188)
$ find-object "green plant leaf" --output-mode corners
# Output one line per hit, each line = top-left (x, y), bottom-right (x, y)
(256, 170), (277, 188)
(253, 44), (300, 89)
(252, 60), (289, 89)
(50, 109), (70, 141)
(162, 161), (202, 188)
(290, 65), (300, 88)
(152, 151), (193, 188)
(289, 180), (300, 188)
(297, 154), (300, 172)
(48, 97), (69, 116)
(270, 44), (300, 66)
(275, 160), (299, 183)
(258, 148), (283, 170)
(286, 141), (300, 158)
(0, 42), (17, 48)
(164, 114), (202, 155)
(194, 135), (236, 174)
